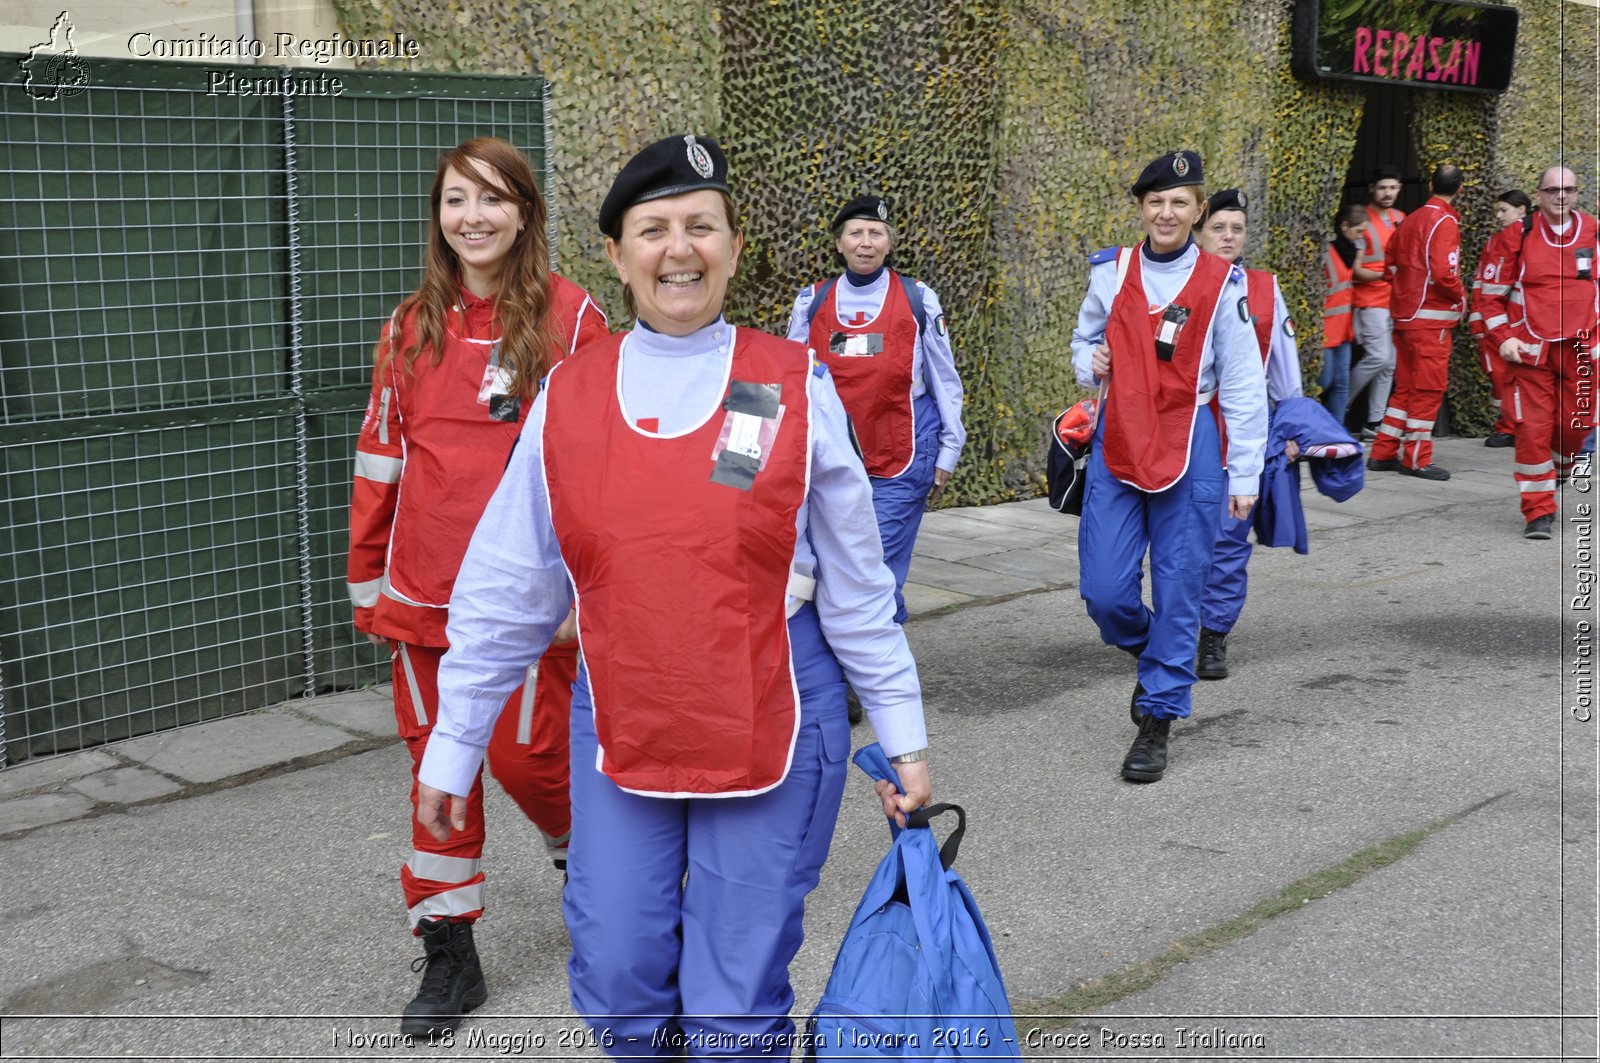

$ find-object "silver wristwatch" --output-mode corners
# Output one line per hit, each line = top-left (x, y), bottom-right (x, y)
(889, 747), (928, 765)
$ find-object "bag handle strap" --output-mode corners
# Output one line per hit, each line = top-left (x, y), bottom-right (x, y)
(853, 744), (966, 869)
(906, 802), (966, 870)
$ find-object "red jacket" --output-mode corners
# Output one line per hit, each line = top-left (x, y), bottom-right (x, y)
(1468, 224), (1521, 339)
(1479, 210), (1600, 350)
(1386, 195), (1465, 330)
(348, 274), (608, 646)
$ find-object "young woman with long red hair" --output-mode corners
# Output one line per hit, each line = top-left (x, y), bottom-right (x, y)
(346, 137), (607, 1036)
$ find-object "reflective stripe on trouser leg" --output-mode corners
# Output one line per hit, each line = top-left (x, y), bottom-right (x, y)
(488, 641), (577, 847)
(1200, 505), (1252, 634)
(1392, 330), (1450, 470)
(1368, 403), (1408, 461)
(564, 606), (849, 1058)
(1509, 359), (1560, 520)
(394, 641), (489, 927)
(869, 392), (942, 626)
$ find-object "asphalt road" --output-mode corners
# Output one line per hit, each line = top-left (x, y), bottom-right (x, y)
(1, 444), (1594, 1062)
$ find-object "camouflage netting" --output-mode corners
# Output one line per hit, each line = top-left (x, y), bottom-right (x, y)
(329, 0), (1595, 503)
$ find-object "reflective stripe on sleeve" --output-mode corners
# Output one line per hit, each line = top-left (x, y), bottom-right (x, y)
(354, 451), (402, 483)
(347, 576), (382, 609)
(1480, 283), (1512, 296)
(1485, 314), (1509, 330)
(1413, 309), (1460, 321)
(516, 664), (537, 745)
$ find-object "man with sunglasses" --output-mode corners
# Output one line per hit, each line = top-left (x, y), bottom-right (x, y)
(1477, 166), (1598, 539)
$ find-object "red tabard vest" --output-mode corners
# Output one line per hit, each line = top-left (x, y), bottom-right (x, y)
(1513, 210), (1600, 341)
(1244, 269), (1275, 363)
(806, 273), (920, 478)
(1102, 249), (1232, 492)
(1322, 245), (1355, 347)
(541, 328), (811, 797)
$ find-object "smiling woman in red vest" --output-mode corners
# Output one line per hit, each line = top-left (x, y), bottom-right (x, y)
(1069, 150), (1268, 784)
(785, 196), (967, 636)
(346, 137), (609, 1038)
(412, 134), (932, 1056)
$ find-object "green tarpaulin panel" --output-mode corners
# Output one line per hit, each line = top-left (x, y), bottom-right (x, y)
(0, 54), (545, 765)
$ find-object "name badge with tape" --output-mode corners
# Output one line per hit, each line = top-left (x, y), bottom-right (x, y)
(1154, 305), (1191, 362)
(710, 380), (785, 491)
(477, 342), (521, 422)
(1577, 247), (1594, 281)
(830, 332), (885, 357)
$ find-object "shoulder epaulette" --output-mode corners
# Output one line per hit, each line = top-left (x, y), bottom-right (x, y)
(1089, 246), (1119, 266)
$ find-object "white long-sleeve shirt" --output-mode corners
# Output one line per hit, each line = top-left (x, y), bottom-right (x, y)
(1070, 241), (1269, 496)
(418, 318), (928, 798)
(785, 269), (967, 473)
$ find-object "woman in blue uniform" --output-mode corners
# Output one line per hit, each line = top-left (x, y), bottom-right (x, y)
(1192, 188), (1303, 679)
(785, 197), (967, 628)
(1069, 151), (1268, 784)
(414, 134), (932, 1058)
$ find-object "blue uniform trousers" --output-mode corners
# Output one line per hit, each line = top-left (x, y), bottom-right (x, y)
(1078, 409), (1224, 720)
(564, 604), (851, 1060)
(1200, 509), (1252, 634)
(870, 392), (941, 625)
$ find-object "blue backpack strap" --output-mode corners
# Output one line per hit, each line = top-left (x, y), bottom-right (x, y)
(801, 276), (840, 330)
(899, 275), (928, 332)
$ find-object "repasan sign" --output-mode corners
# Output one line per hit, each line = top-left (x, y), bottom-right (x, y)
(1292, 0), (1519, 94)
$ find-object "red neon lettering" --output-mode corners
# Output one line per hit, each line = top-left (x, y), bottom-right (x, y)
(1405, 36), (1426, 79)
(1392, 32), (1410, 77)
(1375, 29), (1392, 76)
(1463, 40), (1480, 85)
(1426, 37), (1444, 80)
(1354, 26), (1372, 73)
(1442, 40), (1461, 83)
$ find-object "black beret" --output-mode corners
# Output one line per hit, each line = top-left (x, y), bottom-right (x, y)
(830, 194), (891, 232)
(598, 134), (729, 238)
(1131, 150), (1204, 198)
(1207, 188), (1248, 216)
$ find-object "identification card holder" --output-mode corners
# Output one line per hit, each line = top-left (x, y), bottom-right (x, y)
(710, 380), (784, 491)
(1154, 305), (1191, 362)
(830, 332), (884, 357)
(478, 342), (520, 422)
(1577, 247), (1594, 281)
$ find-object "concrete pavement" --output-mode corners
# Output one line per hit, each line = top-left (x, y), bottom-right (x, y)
(0, 436), (1594, 1061)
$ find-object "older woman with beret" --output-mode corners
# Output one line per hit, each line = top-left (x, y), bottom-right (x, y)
(413, 134), (932, 1057)
(785, 196), (967, 632)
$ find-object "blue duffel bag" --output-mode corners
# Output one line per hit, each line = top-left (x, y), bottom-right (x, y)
(805, 744), (1021, 1061)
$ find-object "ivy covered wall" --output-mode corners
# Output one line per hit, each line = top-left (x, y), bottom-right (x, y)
(329, 0), (1596, 504)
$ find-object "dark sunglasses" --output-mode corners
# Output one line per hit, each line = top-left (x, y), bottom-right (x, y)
(1539, 186), (1580, 195)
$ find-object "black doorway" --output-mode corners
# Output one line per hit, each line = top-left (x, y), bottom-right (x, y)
(1342, 83), (1425, 212)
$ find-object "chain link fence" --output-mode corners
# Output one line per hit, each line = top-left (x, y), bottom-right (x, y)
(0, 55), (549, 766)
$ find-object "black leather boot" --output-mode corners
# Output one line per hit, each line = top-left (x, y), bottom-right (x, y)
(401, 918), (488, 1037)
(1196, 627), (1229, 680)
(1121, 713), (1171, 782)
(1130, 681), (1145, 726)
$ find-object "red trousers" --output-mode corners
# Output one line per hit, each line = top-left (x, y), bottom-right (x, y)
(1478, 336), (1515, 436)
(1509, 338), (1597, 520)
(1369, 327), (1452, 469)
(392, 639), (577, 927)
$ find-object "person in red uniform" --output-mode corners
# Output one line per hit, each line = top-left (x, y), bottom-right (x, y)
(1365, 165), (1466, 481)
(1348, 165), (1407, 438)
(346, 137), (608, 1035)
(1468, 190), (1533, 448)
(1477, 166), (1600, 539)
